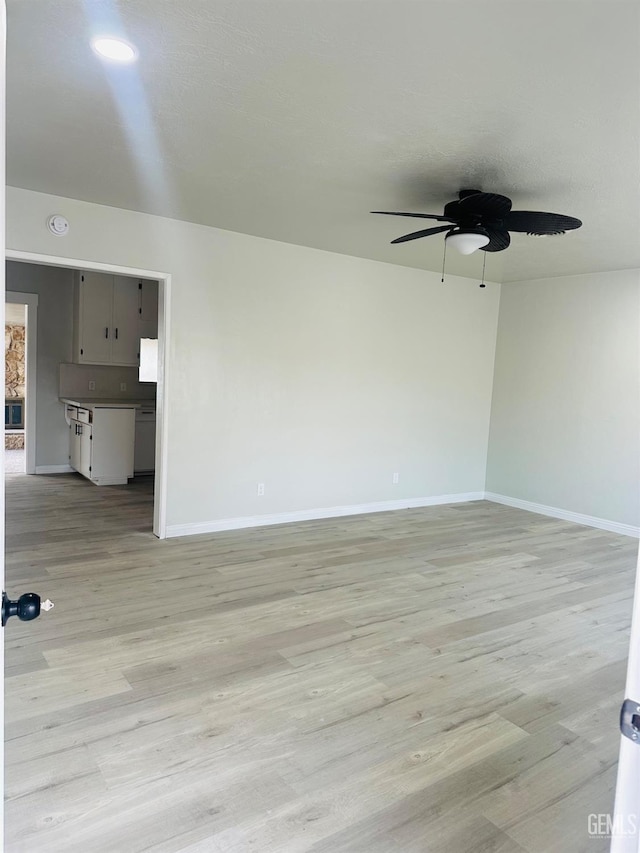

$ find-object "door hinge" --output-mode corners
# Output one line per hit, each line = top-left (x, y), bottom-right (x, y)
(80, 348), (84, 355)
(89, 466), (92, 472)
(620, 699), (640, 742)
(89, 435), (92, 440)
(139, 282), (142, 289)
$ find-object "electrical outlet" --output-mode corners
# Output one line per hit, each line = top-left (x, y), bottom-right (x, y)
(120, 382), (127, 391)
(392, 472), (399, 485)
(88, 380), (96, 391)
(257, 483), (265, 496)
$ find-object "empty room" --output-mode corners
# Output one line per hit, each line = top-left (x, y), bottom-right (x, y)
(2, 2), (640, 852)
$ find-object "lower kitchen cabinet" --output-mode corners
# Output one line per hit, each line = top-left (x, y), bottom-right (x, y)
(68, 405), (135, 486)
(70, 420), (92, 479)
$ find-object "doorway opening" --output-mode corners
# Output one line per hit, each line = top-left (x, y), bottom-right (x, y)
(4, 252), (170, 538)
(5, 301), (25, 474)
(5, 289), (37, 478)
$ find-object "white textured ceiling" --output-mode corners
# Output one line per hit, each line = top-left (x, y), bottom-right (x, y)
(7, 1), (640, 282)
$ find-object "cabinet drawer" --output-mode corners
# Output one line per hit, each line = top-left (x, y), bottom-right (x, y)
(77, 408), (91, 424)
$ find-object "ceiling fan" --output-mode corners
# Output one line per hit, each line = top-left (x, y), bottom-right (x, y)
(372, 190), (582, 255)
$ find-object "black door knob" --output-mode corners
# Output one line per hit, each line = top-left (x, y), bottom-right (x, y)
(2, 592), (41, 626)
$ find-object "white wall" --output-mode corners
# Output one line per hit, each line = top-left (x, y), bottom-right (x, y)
(6, 260), (74, 468)
(7, 187), (501, 532)
(487, 269), (640, 528)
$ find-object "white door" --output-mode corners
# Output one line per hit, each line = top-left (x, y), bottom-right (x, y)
(79, 271), (113, 363)
(2, 3), (7, 843)
(78, 422), (92, 479)
(2, 19), (55, 845)
(69, 421), (81, 471)
(611, 543), (640, 851)
(111, 276), (141, 366)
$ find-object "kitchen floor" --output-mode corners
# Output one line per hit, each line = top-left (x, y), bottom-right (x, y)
(3, 473), (637, 852)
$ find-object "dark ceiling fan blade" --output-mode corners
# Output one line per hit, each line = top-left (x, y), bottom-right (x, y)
(390, 224), (453, 244)
(371, 211), (454, 222)
(482, 228), (510, 252)
(457, 192), (512, 217)
(504, 211), (582, 234)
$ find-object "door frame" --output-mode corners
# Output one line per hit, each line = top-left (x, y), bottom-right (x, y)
(5, 250), (171, 539)
(5, 290), (37, 474)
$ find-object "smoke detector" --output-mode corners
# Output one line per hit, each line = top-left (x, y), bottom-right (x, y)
(47, 215), (69, 237)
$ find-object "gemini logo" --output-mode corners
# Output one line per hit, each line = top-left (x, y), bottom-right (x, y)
(588, 813), (637, 838)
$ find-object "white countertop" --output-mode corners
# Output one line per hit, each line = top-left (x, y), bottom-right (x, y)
(61, 397), (156, 410)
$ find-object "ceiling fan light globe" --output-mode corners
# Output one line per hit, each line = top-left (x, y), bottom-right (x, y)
(445, 230), (490, 255)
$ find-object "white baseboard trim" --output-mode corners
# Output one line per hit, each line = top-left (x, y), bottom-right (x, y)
(165, 492), (486, 539)
(35, 464), (73, 475)
(485, 492), (640, 538)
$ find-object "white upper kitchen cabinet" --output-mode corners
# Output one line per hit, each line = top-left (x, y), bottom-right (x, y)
(74, 270), (113, 364)
(73, 271), (146, 367)
(112, 276), (141, 365)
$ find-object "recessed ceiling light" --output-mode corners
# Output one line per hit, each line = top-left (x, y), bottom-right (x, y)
(91, 37), (137, 63)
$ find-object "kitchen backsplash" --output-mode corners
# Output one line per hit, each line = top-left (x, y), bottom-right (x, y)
(59, 363), (156, 401)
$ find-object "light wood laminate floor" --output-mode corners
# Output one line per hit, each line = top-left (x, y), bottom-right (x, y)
(4, 472), (638, 852)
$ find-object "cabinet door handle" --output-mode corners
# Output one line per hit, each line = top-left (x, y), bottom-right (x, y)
(115, 327), (118, 339)
(105, 327), (109, 339)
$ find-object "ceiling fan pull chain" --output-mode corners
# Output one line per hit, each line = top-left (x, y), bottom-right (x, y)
(441, 238), (447, 283)
(480, 252), (487, 288)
